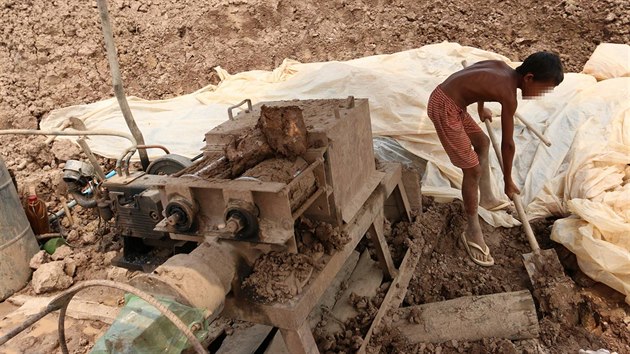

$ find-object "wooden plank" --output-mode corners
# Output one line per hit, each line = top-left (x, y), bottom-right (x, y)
(340, 171), (385, 222)
(384, 184), (412, 223)
(392, 290), (539, 343)
(307, 250), (360, 329)
(216, 324), (273, 354)
(368, 212), (397, 280)
(358, 245), (420, 354)
(280, 321), (319, 354)
(322, 250), (383, 336)
(264, 331), (290, 354)
(203, 317), (229, 348)
(378, 163), (403, 197)
(325, 100), (378, 223)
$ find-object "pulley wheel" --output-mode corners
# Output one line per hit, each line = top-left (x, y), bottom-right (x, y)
(146, 154), (192, 175)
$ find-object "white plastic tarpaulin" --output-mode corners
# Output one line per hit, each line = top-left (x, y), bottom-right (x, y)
(41, 42), (630, 303)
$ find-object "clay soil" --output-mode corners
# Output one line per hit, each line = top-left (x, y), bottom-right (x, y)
(1, 0), (629, 353)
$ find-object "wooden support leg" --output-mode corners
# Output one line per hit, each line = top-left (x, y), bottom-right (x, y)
(401, 168), (422, 212)
(280, 322), (320, 354)
(394, 183), (412, 221)
(384, 184), (412, 223)
(368, 212), (398, 280)
(358, 246), (420, 354)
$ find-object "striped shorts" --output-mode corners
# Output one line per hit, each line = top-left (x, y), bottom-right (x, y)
(427, 85), (482, 169)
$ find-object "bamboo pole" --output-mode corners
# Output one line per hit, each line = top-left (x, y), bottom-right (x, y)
(95, 0), (150, 170)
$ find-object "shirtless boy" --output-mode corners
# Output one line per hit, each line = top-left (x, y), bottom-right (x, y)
(427, 52), (563, 266)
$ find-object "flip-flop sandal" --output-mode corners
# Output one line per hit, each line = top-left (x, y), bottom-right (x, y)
(485, 201), (512, 212)
(460, 232), (495, 267)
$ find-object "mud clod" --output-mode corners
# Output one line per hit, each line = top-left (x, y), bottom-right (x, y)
(242, 251), (314, 304)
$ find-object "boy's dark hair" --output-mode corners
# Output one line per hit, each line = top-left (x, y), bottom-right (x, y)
(515, 51), (564, 85)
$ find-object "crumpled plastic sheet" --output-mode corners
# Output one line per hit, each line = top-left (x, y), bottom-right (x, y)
(91, 294), (209, 354)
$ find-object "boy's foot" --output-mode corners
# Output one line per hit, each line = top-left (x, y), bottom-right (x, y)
(460, 232), (494, 267)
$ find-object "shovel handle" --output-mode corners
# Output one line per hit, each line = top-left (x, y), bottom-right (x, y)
(485, 118), (541, 253)
(512, 194), (540, 253)
(514, 112), (552, 147)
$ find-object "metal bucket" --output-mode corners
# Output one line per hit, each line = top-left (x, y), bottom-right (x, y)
(0, 157), (40, 301)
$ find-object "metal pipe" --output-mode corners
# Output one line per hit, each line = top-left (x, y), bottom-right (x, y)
(188, 156), (226, 177)
(130, 240), (237, 317)
(0, 128), (136, 144)
(137, 144), (170, 155)
(96, 0), (150, 171)
(116, 146), (137, 176)
(120, 145), (170, 175)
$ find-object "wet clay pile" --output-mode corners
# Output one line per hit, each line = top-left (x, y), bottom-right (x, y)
(195, 105), (308, 179)
(297, 218), (351, 255)
(242, 219), (350, 303)
(241, 251), (314, 304)
(241, 158), (307, 183)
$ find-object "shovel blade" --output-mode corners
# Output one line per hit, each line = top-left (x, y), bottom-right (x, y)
(522, 250), (565, 289)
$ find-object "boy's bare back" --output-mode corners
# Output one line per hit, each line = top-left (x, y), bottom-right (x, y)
(439, 60), (518, 111)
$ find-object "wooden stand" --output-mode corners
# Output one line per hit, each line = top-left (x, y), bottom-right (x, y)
(221, 163), (410, 354)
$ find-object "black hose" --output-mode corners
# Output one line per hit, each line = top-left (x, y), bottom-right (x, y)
(69, 190), (97, 208)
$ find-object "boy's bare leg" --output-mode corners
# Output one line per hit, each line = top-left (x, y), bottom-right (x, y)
(462, 165), (491, 263)
(468, 131), (507, 209)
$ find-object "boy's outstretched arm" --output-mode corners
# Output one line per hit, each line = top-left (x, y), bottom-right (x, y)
(500, 99), (521, 199)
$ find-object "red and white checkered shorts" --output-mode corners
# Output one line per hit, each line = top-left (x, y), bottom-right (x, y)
(427, 85), (482, 169)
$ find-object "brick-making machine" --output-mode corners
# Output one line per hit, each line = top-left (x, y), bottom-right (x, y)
(94, 97), (413, 352)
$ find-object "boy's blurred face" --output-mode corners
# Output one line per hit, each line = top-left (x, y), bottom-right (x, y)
(521, 74), (557, 99)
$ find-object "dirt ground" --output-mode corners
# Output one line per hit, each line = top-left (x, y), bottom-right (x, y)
(1, 0), (629, 353)
(375, 198), (630, 353)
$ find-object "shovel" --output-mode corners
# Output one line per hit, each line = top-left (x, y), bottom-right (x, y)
(482, 118), (565, 288)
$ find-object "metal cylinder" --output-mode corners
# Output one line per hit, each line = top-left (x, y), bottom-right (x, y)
(129, 240), (238, 317)
(0, 157), (40, 301)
